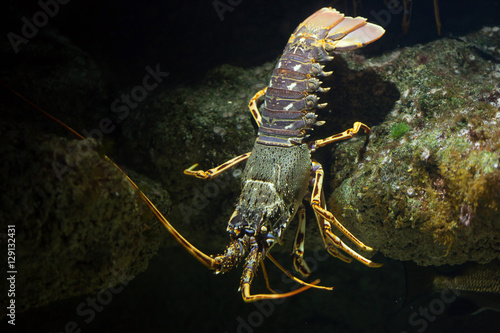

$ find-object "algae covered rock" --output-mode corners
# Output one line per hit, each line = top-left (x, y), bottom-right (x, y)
(0, 121), (168, 316)
(330, 29), (500, 266)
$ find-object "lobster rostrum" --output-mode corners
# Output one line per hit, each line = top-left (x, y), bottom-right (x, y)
(184, 7), (385, 301)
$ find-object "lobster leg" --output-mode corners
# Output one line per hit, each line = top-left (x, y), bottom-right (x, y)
(433, 0), (441, 35)
(260, 259), (279, 294)
(241, 279), (320, 302)
(291, 204), (312, 277)
(240, 244), (320, 302)
(310, 161), (382, 268)
(313, 188), (354, 264)
(310, 122), (370, 152)
(248, 87), (267, 127)
(402, 0), (413, 35)
(261, 255), (329, 294)
(266, 254), (333, 291)
(184, 152), (251, 180)
(185, 87), (266, 180)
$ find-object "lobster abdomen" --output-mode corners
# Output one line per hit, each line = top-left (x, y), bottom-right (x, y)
(257, 8), (385, 147)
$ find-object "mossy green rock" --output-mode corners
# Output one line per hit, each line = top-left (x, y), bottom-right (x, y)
(330, 29), (500, 266)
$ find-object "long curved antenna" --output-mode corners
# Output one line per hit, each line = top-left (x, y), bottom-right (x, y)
(1, 81), (218, 270)
(1, 81), (85, 140)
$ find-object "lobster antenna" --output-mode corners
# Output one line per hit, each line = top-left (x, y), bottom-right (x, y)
(0, 81), (85, 140)
(0, 80), (218, 270)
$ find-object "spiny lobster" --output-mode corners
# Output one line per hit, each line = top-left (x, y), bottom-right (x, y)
(5, 7), (385, 303)
(183, 7), (385, 301)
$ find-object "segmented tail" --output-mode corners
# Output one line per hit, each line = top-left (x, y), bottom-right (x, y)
(257, 7), (385, 147)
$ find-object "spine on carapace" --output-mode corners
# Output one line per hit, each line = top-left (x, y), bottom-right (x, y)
(257, 7), (385, 147)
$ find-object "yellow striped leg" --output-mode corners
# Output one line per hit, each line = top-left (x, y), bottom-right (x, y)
(184, 152), (250, 180)
(260, 259), (279, 294)
(310, 161), (382, 268)
(248, 87), (267, 127)
(311, 122), (370, 152)
(314, 189), (353, 264)
(240, 247), (320, 302)
(241, 280), (320, 302)
(261, 254), (332, 294)
(291, 204), (312, 277)
(267, 254), (333, 291)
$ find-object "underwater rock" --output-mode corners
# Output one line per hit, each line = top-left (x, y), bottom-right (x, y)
(329, 28), (500, 266)
(0, 122), (167, 317)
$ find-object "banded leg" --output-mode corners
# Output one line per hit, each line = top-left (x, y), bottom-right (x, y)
(184, 152), (250, 180)
(248, 87), (267, 127)
(291, 204), (312, 277)
(310, 161), (382, 268)
(262, 254), (332, 294)
(313, 189), (354, 264)
(239, 245), (321, 302)
(260, 259), (278, 294)
(266, 254), (333, 291)
(310, 122), (370, 152)
(241, 280), (320, 302)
